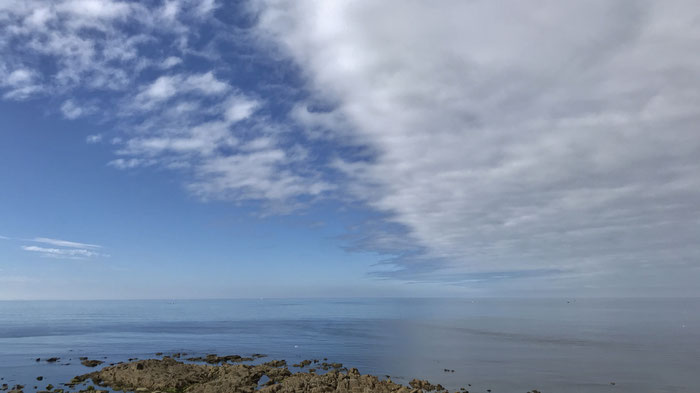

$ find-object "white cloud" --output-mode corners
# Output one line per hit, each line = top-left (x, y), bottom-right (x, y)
(22, 245), (100, 259)
(224, 96), (260, 123)
(189, 149), (333, 202)
(133, 72), (229, 109)
(255, 0), (700, 287)
(6, 69), (34, 85)
(31, 237), (101, 249)
(138, 75), (179, 102)
(183, 72), (229, 95)
(194, 0), (218, 17)
(161, 56), (183, 69)
(159, 0), (181, 21)
(61, 99), (85, 119)
(57, 0), (132, 20)
(1, 68), (42, 100)
(0, 0), (213, 99)
(108, 157), (153, 169)
(124, 121), (238, 156)
(19, 237), (104, 259)
(86, 134), (103, 144)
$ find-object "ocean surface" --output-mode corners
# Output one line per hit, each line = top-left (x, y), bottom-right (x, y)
(0, 298), (698, 393)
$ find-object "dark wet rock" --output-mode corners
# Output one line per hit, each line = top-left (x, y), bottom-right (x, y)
(69, 374), (91, 386)
(251, 354), (267, 359)
(155, 353), (163, 356)
(75, 387), (106, 393)
(291, 360), (312, 368)
(35, 358), (41, 362)
(409, 379), (441, 391)
(45, 384), (54, 390)
(46, 358), (60, 363)
(263, 360), (286, 368)
(81, 359), (105, 368)
(317, 362), (344, 371)
(36, 377), (43, 381)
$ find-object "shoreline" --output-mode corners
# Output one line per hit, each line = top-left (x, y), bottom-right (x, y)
(1, 354), (541, 393)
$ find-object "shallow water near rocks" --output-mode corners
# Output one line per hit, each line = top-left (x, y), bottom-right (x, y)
(0, 298), (698, 393)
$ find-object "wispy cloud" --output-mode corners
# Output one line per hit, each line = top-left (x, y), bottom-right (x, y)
(61, 99), (90, 119)
(131, 72), (230, 109)
(0, 0), (333, 212)
(4, 236), (108, 260)
(31, 237), (101, 249)
(161, 56), (182, 69)
(86, 134), (103, 144)
(21, 245), (101, 259)
(0, 68), (43, 100)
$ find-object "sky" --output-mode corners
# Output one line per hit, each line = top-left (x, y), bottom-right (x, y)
(1, 0), (699, 299)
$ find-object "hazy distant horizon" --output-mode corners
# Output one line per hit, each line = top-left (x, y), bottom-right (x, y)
(2, 295), (700, 302)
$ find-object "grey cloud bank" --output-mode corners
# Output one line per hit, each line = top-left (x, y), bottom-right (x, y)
(255, 0), (700, 295)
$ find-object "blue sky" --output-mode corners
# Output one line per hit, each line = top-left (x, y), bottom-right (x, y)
(1, 0), (700, 299)
(0, 101), (412, 298)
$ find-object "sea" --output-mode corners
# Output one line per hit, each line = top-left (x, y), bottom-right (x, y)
(0, 298), (698, 393)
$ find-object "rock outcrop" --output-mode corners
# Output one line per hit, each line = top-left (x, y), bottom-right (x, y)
(76, 358), (449, 393)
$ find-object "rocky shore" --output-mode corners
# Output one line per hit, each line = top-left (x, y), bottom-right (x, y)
(2, 355), (543, 393)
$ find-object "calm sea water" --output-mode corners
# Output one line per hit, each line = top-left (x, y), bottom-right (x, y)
(0, 298), (698, 393)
